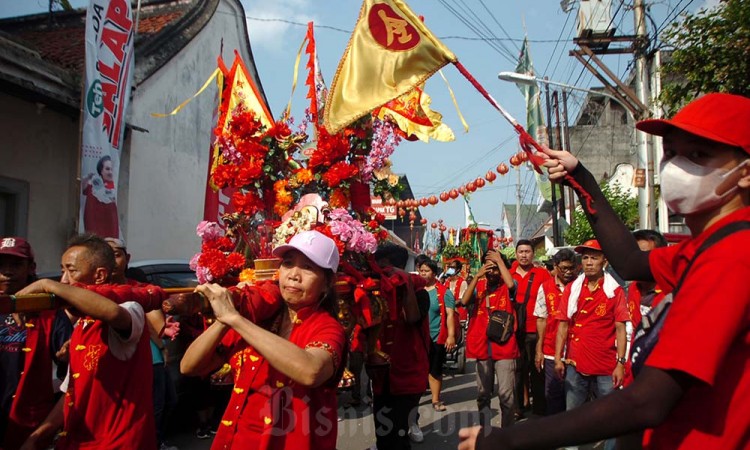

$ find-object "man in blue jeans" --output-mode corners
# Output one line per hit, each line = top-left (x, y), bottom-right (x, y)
(554, 240), (629, 450)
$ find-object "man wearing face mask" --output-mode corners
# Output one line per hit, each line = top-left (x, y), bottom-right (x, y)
(458, 93), (750, 450)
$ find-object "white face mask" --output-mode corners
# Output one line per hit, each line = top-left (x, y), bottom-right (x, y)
(659, 156), (749, 215)
(445, 268), (457, 276)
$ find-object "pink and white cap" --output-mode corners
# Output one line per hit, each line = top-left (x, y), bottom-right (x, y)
(272, 230), (339, 272)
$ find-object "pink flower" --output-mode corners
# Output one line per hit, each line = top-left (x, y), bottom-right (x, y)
(196, 221), (224, 241)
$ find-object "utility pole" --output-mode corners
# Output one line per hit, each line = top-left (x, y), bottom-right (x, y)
(634, 0), (653, 230)
(516, 164), (521, 241)
(544, 82), (561, 246)
(562, 91), (575, 229)
(552, 91), (566, 240)
(651, 50), (669, 233)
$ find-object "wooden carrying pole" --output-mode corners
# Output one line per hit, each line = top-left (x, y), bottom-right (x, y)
(0, 287), (198, 314)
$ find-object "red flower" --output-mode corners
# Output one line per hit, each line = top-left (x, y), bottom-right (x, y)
(236, 160), (263, 186)
(368, 220), (379, 230)
(375, 213), (386, 224)
(226, 252), (246, 270)
(322, 162), (358, 187)
(211, 164), (238, 189)
(231, 191), (264, 215)
(265, 121), (291, 141)
(202, 236), (234, 252)
(309, 128), (349, 168)
(199, 248), (230, 280)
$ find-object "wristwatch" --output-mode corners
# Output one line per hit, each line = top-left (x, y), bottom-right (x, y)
(616, 356), (627, 365)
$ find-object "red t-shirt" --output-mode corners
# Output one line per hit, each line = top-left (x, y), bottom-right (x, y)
(557, 276), (629, 376)
(534, 277), (566, 358)
(642, 206), (750, 450)
(212, 291), (346, 450)
(377, 287), (431, 396)
(465, 279), (520, 361)
(512, 264), (552, 333)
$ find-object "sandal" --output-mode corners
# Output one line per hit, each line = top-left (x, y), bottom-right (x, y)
(432, 401), (447, 412)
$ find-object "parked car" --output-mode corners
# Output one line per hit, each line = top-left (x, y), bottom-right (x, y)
(126, 259), (198, 288)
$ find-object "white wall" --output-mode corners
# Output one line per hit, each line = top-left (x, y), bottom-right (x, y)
(124, 0), (264, 262)
(0, 92), (78, 272)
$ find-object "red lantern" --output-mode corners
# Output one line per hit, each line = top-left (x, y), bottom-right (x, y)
(419, 198), (428, 207)
(486, 171), (497, 182)
(439, 192), (449, 202)
(467, 181), (476, 192)
(449, 189), (459, 199)
(386, 197), (396, 206)
(431, 222), (437, 229)
(420, 218), (427, 225)
(428, 195), (438, 205)
(409, 211), (417, 221)
(510, 155), (520, 166)
(497, 163), (509, 175)
(508, 236), (513, 243)
(398, 208), (406, 217)
(476, 178), (486, 188)
(518, 151), (528, 162)
(396, 200), (404, 208)
(458, 186), (466, 195)
(439, 225), (447, 232)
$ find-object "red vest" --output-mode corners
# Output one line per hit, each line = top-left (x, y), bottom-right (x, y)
(465, 279), (520, 361)
(4, 312), (57, 450)
(57, 314), (156, 449)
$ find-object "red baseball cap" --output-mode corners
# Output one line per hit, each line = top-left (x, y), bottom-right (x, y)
(0, 237), (35, 261)
(574, 239), (602, 254)
(636, 93), (750, 155)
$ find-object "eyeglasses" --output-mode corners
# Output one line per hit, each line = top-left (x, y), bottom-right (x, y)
(557, 265), (576, 273)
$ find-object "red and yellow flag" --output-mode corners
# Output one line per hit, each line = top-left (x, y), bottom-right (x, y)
(324, 0), (456, 134)
(375, 85), (455, 142)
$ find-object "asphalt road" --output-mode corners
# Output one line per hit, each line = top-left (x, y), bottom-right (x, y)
(170, 360), (603, 450)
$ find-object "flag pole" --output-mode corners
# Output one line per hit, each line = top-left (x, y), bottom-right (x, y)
(451, 61), (596, 214)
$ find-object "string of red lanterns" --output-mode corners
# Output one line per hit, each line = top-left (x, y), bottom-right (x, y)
(395, 151), (533, 233)
(388, 151), (533, 212)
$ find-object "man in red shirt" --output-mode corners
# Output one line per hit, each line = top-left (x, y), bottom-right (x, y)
(459, 94), (750, 450)
(19, 234), (156, 450)
(462, 250), (518, 428)
(532, 248), (578, 415)
(510, 239), (551, 416)
(555, 240), (628, 450)
(1, 238), (73, 450)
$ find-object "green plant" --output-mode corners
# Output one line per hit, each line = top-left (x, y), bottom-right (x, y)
(660, 0), (750, 113)
(564, 183), (638, 245)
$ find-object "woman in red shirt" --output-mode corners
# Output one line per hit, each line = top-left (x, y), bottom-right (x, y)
(181, 230), (346, 450)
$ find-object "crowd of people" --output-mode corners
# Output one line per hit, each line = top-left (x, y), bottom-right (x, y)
(0, 92), (748, 450)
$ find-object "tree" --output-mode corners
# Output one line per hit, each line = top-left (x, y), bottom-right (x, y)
(660, 0), (750, 113)
(564, 183), (639, 245)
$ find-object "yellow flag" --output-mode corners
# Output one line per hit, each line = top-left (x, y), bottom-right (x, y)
(324, 0), (456, 134)
(209, 54), (274, 188)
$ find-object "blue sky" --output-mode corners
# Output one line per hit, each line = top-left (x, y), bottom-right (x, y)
(0, 0), (717, 234)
